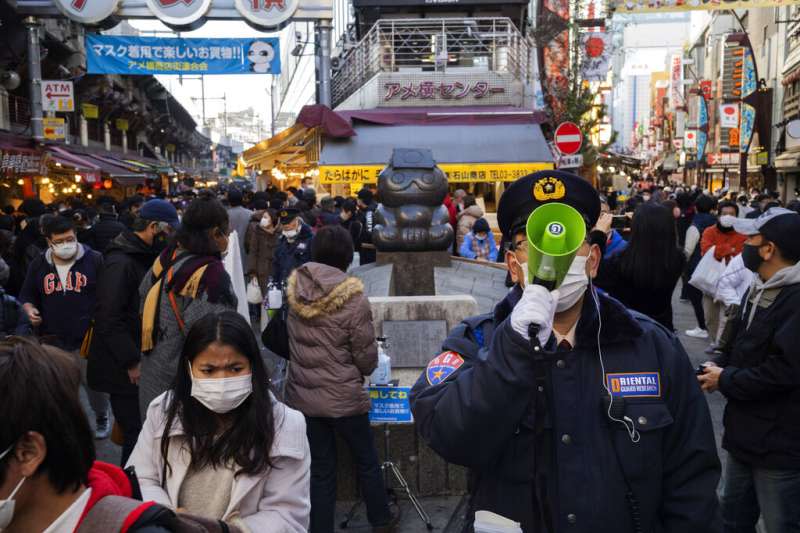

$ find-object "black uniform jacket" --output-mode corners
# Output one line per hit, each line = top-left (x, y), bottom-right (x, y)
(411, 285), (721, 533)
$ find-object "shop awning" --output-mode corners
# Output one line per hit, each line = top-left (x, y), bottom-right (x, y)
(47, 146), (101, 173)
(243, 123), (321, 170)
(84, 155), (146, 179)
(775, 150), (800, 171)
(318, 122), (553, 184)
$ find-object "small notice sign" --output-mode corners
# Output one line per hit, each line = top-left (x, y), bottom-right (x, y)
(368, 386), (413, 424)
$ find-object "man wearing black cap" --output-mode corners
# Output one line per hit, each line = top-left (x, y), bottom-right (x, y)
(411, 170), (721, 532)
(271, 207), (313, 286)
(87, 199), (180, 465)
(698, 207), (800, 533)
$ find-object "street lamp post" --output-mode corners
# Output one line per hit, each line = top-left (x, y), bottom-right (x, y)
(24, 17), (43, 141)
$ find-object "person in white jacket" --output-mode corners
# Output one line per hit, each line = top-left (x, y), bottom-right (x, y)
(127, 311), (310, 533)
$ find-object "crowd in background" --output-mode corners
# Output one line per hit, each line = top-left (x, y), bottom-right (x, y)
(1, 173), (799, 533)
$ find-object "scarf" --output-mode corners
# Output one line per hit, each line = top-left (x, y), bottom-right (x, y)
(141, 245), (231, 352)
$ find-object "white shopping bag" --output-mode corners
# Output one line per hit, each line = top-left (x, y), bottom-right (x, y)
(689, 246), (727, 296)
(246, 277), (263, 305)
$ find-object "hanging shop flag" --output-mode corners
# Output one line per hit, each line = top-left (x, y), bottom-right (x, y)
(739, 103), (756, 154)
(86, 34), (281, 75)
(719, 103), (739, 129)
(669, 54), (683, 110)
(580, 32), (612, 81)
(613, 0), (792, 14)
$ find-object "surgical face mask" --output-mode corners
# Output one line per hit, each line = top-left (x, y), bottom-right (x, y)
(719, 215), (736, 228)
(475, 233), (487, 242)
(556, 256), (589, 312)
(283, 228), (298, 240)
(189, 364), (253, 414)
(52, 241), (77, 260)
(259, 216), (271, 228)
(0, 444), (25, 531)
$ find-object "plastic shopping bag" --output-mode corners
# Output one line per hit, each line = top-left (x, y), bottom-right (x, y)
(246, 277), (263, 305)
(689, 246), (727, 296)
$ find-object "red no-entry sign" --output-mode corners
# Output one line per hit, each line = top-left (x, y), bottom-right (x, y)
(554, 122), (583, 155)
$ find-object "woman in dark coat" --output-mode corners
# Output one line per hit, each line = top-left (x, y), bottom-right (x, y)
(594, 202), (686, 331)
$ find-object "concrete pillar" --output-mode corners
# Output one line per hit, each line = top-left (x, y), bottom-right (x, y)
(0, 87), (9, 131)
(79, 115), (88, 146)
(24, 17), (43, 141)
(122, 132), (128, 154)
(103, 122), (111, 151)
(316, 19), (332, 107)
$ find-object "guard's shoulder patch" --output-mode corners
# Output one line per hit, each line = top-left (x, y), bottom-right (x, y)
(606, 372), (661, 398)
(426, 351), (465, 386)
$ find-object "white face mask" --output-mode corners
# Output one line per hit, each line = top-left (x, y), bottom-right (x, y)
(0, 444), (25, 531)
(259, 216), (271, 228)
(719, 214), (736, 228)
(283, 228), (298, 240)
(189, 364), (253, 414)
(556, 256), (589, 312)
(514, 255), (588, 312)
(52, 241), (77, 260)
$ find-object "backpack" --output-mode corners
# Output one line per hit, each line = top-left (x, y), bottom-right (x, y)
(77, 495), (242, 533)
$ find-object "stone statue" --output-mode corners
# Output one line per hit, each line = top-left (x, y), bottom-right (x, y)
(373, 148), (454, 252)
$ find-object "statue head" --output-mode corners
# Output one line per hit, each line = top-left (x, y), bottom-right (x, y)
(378, 148), (449, 207)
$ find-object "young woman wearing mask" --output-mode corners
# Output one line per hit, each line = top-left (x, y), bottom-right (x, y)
(127, 311), (311, 532)
(138, 195), (238, 419)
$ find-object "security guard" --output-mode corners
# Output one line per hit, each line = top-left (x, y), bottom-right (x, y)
(271, 207), (313, 285)
(410, 171), (721, 533)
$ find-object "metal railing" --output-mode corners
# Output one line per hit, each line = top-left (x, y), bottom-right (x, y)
(8, 95), (31, 128)
(331, 17), (534, 108)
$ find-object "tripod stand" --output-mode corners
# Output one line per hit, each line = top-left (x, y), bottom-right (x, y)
(340, 423), (434, 530)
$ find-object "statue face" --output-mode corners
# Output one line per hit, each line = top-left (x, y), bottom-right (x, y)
(378, 168), (448, 207)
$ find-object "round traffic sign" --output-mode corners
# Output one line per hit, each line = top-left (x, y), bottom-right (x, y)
(554, 121), (583, 156)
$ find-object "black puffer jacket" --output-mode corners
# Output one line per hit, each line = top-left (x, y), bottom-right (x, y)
(717, 262), (800, 469)
(87, 231), (158, 395)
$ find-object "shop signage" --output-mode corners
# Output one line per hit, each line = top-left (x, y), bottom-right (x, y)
(612, 0), (792, 13)
(383, 81), (504, 102)
(669, 54), (682, 110)
(115, 118), (129, 131)
(706, 153), (739, 166)
(52, 0), (120, 24)
(719, 103), (739, 128)
(41, 81), (74, 112)
(1, 151), (42, 174)
(86, 34), (281, 75)
(145, 0), (212, 26)
(554, 122), (583, 155)
(580, 32), (611, 82)
(319, 162), (554, 185)
(43, 117), (66, 140)
(82, 103), (99, 119)
(699, 79), (713, 100)
(684, 130), (696, 149)
(234, 0), (300, 28)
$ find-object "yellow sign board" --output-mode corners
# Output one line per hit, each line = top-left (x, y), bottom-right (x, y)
(319, 162), (554, 185)
(115, 118), (129, 131)
(613, 0), (790, 13)
(82, 103), (99, 119)
(43, 117), (66, 140)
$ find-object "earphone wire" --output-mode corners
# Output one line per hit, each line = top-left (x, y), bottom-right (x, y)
(590, 279), (640, 443)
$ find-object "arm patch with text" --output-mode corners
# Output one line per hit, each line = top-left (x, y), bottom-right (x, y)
(426, 351), (465, 385)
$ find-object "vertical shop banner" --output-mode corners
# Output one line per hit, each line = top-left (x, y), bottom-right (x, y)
(539, 0), (570, 118)
(580, 32), (612, 81)
(669, 54), (682, 110)
(86, 34), (281, 75)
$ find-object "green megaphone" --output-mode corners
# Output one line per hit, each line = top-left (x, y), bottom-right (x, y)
(525, 202), (586, 290)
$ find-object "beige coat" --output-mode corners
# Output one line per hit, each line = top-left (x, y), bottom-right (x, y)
(285, 262), (378, 418)
(456, 205), (484, 251)
(128, 392), (310, 533)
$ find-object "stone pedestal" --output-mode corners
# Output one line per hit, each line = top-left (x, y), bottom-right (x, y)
(376, 251), (451, 296)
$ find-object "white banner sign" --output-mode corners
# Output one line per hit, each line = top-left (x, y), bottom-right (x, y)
(580, 33), (612, 82)
(670, 54), (683, 110)
(719, 103), (740, 129)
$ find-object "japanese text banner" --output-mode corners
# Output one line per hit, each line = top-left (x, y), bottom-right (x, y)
(613, 0), (792, 13)
(86, 34), (281, 76)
